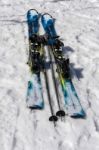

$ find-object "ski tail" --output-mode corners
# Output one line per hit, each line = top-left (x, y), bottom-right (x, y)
(61, 76), (86, 118)
(26, 74), (44, 109)
(57, 57), (86, 118)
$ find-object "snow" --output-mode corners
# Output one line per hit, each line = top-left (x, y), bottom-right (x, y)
(0, 0), (99, 150)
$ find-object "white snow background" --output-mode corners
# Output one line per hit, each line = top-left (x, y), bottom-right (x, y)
(0, 0), (99, 150)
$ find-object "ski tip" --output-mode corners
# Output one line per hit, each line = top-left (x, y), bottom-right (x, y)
(27, 9), (39, 15)
(27, 9), (40, 23)
(70, 110), (86, 119)
(41, 13), (55, 24)
(49, 115), (58, 122)
(42, 13), (53, 18)
(56, 110), (65, 117)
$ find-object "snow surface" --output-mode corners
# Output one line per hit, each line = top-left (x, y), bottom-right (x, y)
(0, 0), (99, 150)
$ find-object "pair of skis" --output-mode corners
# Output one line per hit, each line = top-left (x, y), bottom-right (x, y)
(26, 9), (64, 124)
(26, 9), (86, 124)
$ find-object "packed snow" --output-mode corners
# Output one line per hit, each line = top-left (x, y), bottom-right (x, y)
(0, 0), (99, 150)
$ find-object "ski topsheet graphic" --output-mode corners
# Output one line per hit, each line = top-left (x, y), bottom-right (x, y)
(26, 9), (44, 109)
(26, 74), (44, 109)
(41, 13), (86, 118)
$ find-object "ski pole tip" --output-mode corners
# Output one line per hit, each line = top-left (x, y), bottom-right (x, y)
(49, 115), (58, 122)
(56, 110), (65, 117)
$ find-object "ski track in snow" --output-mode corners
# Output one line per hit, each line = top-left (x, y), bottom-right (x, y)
(0, 0), (99, 150)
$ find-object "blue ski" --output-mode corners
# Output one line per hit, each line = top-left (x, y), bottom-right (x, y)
(41, 13), (86, 118)
(26, 9), (44, 109)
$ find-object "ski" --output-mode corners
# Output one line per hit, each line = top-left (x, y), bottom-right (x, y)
(41, 13), (86, 118)
(26, 9), (44, 109)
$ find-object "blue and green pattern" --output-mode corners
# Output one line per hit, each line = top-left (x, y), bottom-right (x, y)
(26, 9), (44, 109)
(41, 13), (86, 118)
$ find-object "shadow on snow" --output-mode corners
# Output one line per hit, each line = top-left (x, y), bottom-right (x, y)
(63, 46), (84, 80)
